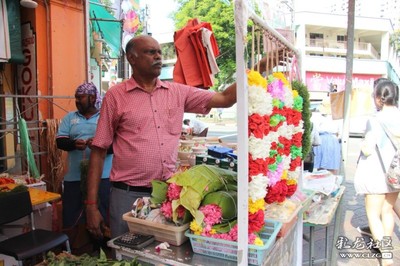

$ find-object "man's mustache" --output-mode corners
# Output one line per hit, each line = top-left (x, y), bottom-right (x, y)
(152, 60), (162, 66)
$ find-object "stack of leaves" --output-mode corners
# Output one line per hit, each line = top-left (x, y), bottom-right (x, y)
(151, 165), (237, 224)
(151, 165), (266, 245)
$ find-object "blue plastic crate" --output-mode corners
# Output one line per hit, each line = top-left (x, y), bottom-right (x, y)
(185, 220), (282, 265)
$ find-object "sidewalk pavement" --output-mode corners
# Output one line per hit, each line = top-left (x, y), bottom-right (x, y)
(302, 137), (400, 266)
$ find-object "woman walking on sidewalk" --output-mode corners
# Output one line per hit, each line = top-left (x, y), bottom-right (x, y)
(354, 80), (400, 266)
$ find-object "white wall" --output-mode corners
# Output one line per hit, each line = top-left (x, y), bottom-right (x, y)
(304, 56), (388, 75)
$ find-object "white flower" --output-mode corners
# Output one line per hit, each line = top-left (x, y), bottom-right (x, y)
(288, 168), (301, 180)
(248, 85), (273, 116)
(266, 131), (280, 144)
(249, 174), (269, 201)
(283, 88), (294, 107)
(276, 122), (291, 139)
(281, 155), (291, 169)
(248, 135), (271, 159)
(293, 121), (304, 134)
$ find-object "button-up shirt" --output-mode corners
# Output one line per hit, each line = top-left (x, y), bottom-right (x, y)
(92, 77), (214, 187)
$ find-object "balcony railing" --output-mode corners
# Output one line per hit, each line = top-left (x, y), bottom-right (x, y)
(305, 38), (379, 59)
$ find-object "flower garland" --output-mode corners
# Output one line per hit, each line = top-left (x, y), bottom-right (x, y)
(154, 70), (304, 247)
(248, 70), (303, 206)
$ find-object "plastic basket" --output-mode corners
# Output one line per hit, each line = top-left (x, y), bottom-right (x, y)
(185, 220), (282, 265)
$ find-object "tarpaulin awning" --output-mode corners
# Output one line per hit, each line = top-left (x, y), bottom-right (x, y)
(6, 0), (24, 63)
(89, 0), (122, 59)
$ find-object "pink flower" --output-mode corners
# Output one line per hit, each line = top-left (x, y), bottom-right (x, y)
(160, 201), (172, 219)
(199, 204), (222, 226)
(177, 205), (186, 219)
(248, 233), (257, 244)
(212, 232), (233, 241)
(268, 162), (284, 186)
(167, 183), (182, 200)
(267, 80), (285, 101)
(229, 224), (238, 241)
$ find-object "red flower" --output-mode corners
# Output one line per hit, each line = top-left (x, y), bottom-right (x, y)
(249, 114), (272, 138)
(249, 157), (269, 177)
(289, 157), (302, 171)
(177, 205), (187, 219)
(278, 136), (291, 156)
(265, 180), (289, 204)
(287, 183), (298, 197)
(249, 113), (264, 124)
(248, 209), (265, 233)
(270, 142), (278, 150)
(291, 132), (303, 147)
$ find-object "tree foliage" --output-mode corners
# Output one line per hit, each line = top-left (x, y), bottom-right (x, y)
(171, 0), (236, 90)
(390, 30), (400, 55)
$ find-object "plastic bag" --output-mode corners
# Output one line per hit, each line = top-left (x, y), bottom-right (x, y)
(386, 150), (400, 189)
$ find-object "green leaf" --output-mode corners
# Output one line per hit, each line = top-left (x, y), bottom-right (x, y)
(212, 220), (237, 233)
(150, 180), (168, 204)
(201, 190), (237, 221)
(168, 165), (237, 222)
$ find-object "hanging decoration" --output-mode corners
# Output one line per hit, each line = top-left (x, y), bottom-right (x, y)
(121, 0), (140, 51)
(248, 27), (303, 208)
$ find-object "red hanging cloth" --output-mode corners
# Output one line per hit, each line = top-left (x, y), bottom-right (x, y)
(173, 18), (220, 89)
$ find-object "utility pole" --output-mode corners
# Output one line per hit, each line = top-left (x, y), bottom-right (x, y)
(142, 4), (151, 35)
(342, 0), (355, 181)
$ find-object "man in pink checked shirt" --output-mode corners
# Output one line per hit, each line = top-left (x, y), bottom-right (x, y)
(85, 35), (271, 240)
(85, 35), (237, 240)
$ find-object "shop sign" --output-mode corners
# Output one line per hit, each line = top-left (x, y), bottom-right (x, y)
(17, 23), (39, 153)
(306, 72), (381, 92)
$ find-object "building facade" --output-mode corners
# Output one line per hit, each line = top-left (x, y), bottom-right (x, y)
(295, 10), (399, 92)
(0, 0), (122, 185)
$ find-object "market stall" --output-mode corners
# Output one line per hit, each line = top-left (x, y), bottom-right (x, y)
(105, 1), (313, 265)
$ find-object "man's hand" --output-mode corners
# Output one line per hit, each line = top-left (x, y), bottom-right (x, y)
(85, 205), (105, 239)
(255, 48), (292, 73)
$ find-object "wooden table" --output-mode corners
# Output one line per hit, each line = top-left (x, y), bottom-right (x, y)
(0, 183), (61, 206)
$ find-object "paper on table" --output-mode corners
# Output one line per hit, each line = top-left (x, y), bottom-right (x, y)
(303, 170), (339, 195)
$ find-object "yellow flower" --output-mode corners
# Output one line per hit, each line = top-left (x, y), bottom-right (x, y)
(281, 170), (288, 180)
(287, 178), (297, 185)
(292, 90), (299, 97)
(209, 229), (216, 235)
(248, 198), (266, 214)
(190, 220), (203, 235)
(247, 70), (267, 88)
(253, 237), (264, 246)
(272, 72), (290, 88)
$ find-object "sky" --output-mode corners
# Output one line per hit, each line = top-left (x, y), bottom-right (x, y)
(141, 0), (177, 43)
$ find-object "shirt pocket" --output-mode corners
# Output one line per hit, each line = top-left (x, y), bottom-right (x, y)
(162, 107), (183, 135)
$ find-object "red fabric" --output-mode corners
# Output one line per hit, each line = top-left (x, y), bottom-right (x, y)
(173, 18), (220, 88)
